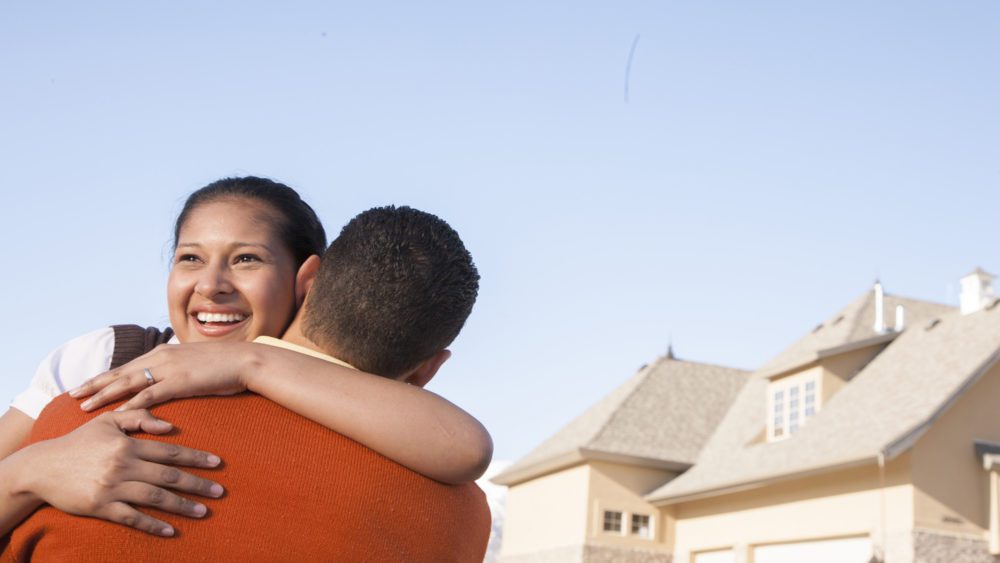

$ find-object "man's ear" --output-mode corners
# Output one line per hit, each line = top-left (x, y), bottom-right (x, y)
(295, 255), (321, 307)
(403, 350), (451, 388)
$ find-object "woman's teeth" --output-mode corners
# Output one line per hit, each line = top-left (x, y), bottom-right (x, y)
(196, 312), (247, 324)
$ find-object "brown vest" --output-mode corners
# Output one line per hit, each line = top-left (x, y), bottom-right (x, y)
(109, 325), (174, 369)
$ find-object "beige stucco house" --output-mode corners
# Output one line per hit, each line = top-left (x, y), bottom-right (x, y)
(494, 269), (1000, 563)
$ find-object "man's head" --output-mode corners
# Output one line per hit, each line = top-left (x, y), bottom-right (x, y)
(300, 205), (479, 381)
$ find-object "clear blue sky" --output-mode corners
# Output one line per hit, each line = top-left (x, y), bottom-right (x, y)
(1, 1), (997, 462)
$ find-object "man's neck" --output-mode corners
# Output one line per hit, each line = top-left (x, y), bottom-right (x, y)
(280, 316), (325, 354)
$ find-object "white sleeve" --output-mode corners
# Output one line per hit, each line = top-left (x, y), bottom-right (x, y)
(9, 327), (116, 419)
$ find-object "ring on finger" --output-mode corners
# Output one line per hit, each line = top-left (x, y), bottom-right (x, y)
(143, 368), (155, 386)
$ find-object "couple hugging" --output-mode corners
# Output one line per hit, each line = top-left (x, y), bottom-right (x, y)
(0, 177), (492, 561)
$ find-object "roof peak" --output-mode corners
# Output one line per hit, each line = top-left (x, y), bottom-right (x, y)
(967, 266), (996, 279)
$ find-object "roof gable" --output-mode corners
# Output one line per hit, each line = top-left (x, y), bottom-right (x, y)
(494, 357), (748, 485)
(758, 290), (952, 379)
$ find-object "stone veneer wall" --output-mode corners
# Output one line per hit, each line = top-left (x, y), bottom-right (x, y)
(911, 528), (993, 563)
(582, 544), (672, 563)
(880, 529), (915, 563)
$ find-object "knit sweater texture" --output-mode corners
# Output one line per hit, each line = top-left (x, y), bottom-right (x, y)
(3, 393), (490, 562)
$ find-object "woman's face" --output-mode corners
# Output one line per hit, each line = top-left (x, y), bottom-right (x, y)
(168, 198), (299, 344)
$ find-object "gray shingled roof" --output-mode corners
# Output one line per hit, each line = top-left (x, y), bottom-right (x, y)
(648, 298), (1000, 504)
(757, 290), (953, 379)
(493, 357), (748, 486)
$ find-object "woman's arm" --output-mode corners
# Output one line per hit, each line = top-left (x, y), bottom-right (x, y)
(0, 409), (224, 537)
(0, 409), (33, 461)
(73, 341), (493, 484)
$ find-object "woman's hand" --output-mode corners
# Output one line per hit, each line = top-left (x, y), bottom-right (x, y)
(7, 409), (224, 537)
(70, 342), (259, 412)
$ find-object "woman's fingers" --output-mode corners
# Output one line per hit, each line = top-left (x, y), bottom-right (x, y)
(97, 479), (213, 537)
(71, 346), (169, 404)
(107, 410), (226, 496)
(125, 459), (224, 501)
(73, 342), (254, 412)
(108, 409), (172, 434)
(113, 383), (175, 412)
(68, 368), (124, 399)
(113, 481), (211, 518)
(22, 409), (225, 538)
(79, 370), (155, 411)
(129, 436), (223, 472)
(98, 501), (176, 537)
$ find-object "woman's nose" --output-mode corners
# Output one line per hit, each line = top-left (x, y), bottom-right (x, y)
(194, 265), (234, 297)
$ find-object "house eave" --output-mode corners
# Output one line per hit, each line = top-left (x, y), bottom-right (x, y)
(491, 448), (691, 487)
(762, 332), (899, 380)
(646, 455), (879, 506)
(815, 331), (899, 360)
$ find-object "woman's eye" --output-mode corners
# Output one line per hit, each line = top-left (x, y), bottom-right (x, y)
(176, 254), (201, 264)
(235, 254), (262, 264)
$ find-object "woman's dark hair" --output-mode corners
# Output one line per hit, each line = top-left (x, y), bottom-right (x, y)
(173, 176), (327, 267)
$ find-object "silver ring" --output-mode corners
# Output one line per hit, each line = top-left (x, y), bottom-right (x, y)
(143, 368), (155, 386)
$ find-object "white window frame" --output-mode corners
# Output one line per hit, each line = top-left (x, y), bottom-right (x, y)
(767, 371), (821, 442)
(602, 510), (624, 534)
(630, 512), (653, 539)
(598, 508), (656, 540)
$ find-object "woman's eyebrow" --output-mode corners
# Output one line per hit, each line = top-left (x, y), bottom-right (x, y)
(175, 242), (269, 249)
(231, 242), (273, 251)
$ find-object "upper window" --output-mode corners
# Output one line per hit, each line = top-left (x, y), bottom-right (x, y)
(631, 514), (651, 538)
(603, 510), (623, 533)
(768, 372), (821, 441)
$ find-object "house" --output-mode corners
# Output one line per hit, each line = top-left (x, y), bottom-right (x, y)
(493, 269), (1000, 563)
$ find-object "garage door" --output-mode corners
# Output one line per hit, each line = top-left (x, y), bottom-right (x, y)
(693, 550), (734, 563)
(753, 536), (871, 563)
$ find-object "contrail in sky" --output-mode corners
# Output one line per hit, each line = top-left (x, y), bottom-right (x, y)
(625, 34), (640, 104)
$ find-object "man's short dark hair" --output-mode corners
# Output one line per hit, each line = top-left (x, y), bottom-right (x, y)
(302, 205), (480, 378)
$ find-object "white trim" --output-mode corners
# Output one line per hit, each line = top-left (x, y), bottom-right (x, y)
(750, 534), (873, 563)
(600, 509), (625, 535)
(492, 448), (690, 486)
(629, 512), (654, 540)
(647, 455), (877, 505)
(982, 455), (1000, 555)
(595, 505), (657, 541)
(760, 332), (899, 380)
(767, 370), (821, 442)
(991, 470), (999, 555)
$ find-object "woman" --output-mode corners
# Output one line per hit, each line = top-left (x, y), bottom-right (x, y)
(0, 177), (491, 537)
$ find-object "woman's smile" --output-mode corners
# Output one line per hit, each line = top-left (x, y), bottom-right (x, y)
(189, 309), (252, 338)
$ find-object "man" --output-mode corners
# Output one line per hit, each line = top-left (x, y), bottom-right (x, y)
(3, 206), (490, 562)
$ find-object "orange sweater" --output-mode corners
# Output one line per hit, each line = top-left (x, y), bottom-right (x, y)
(3, 393), (490, 562)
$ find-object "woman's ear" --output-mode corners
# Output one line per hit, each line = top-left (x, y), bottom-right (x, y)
(295, 255), (322, 307)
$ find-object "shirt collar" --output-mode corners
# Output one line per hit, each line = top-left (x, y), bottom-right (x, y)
(253, 336), (357, 370)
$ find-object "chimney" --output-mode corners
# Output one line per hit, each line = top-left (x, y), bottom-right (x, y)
(873, 281), (886, 333)
(894, 305), (906, 332)
(960, 267), (996, 315)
